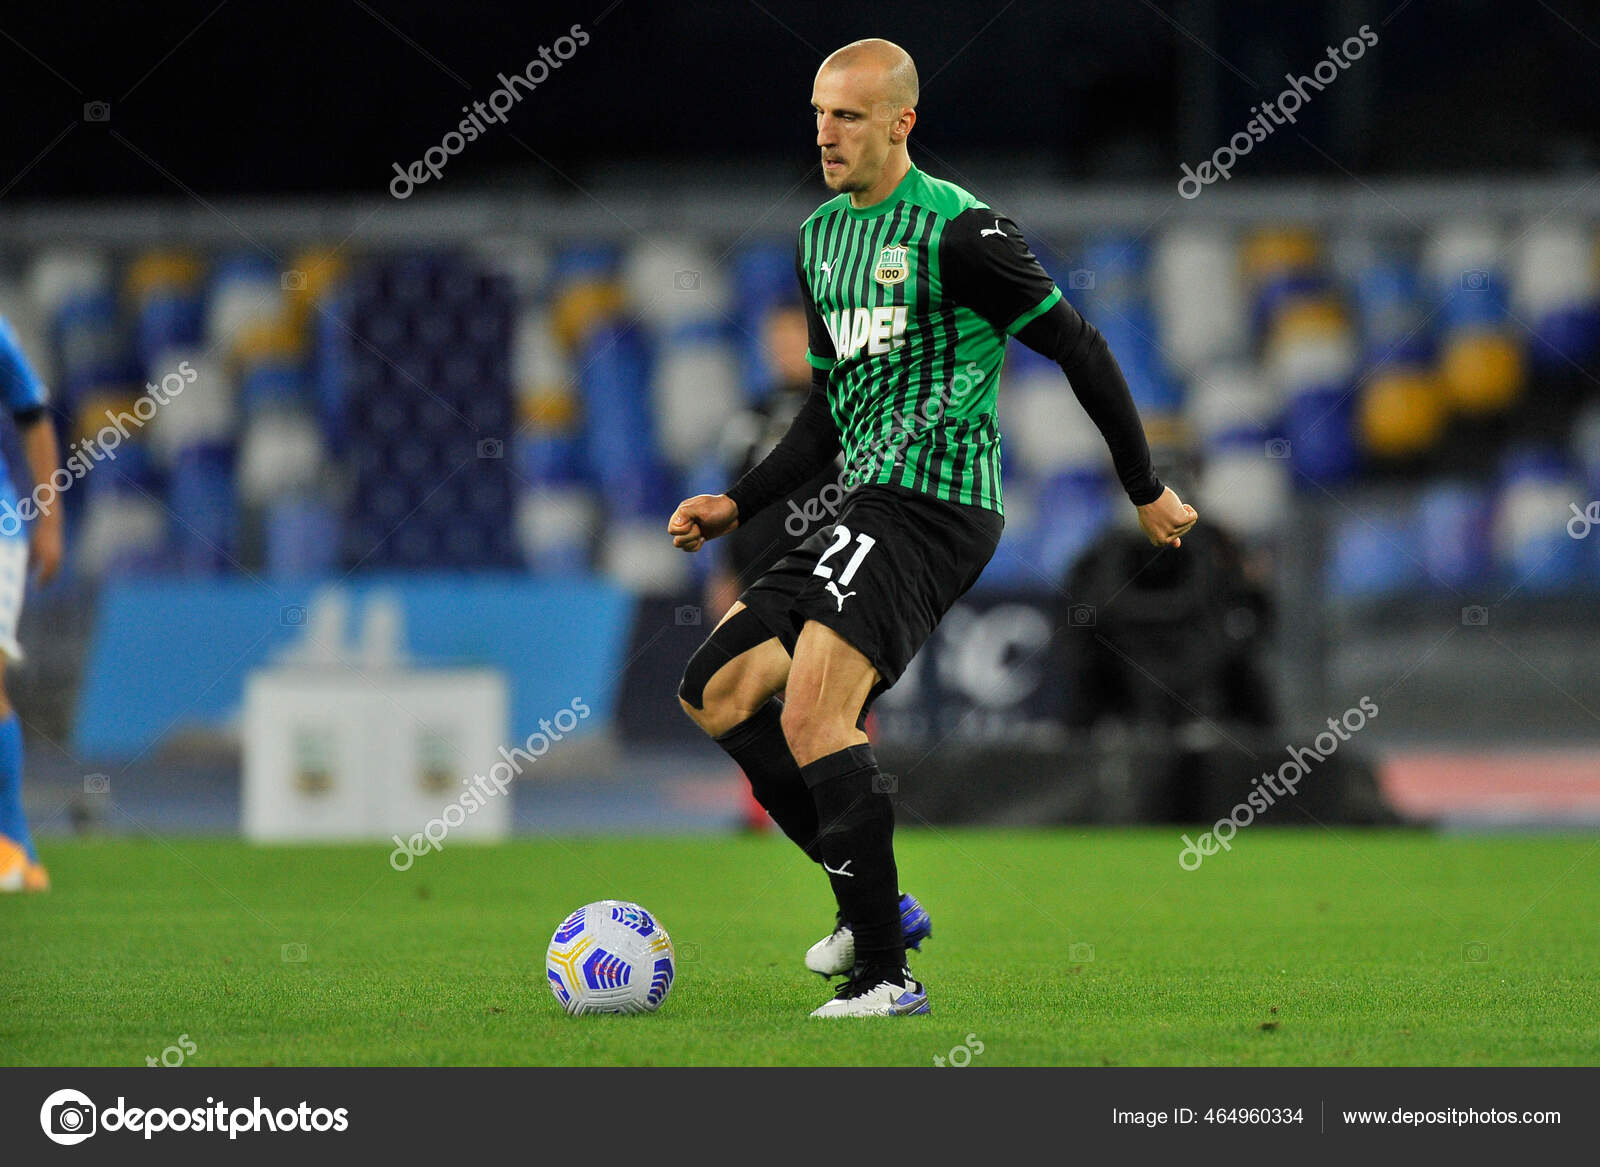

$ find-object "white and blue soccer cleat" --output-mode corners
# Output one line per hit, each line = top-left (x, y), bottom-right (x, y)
(809, 966), (929, 1018)
(804, 892), (932, 977)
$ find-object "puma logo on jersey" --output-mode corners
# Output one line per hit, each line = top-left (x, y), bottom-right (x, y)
(818, 257), (838, 282)
(823, 305), (908, 361)
(824, 581), (856, 611)
(822, 858), (855, 878)
(980, 218), (1005, 238)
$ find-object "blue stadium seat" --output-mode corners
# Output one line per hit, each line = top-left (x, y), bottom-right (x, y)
(168, 441), (237, 573)
(265, 495), (340, 578)
(1327, 512), (1420, 598)
(1417, 481), (1492, 589)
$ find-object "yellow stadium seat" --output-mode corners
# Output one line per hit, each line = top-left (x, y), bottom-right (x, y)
(1243, 228), (1321, 282)
(1269, 297), (1348, 344)
(551, 280), (626, 351)
(1360, 367), (1447, 456)
(284, 248), (349, 328)
(520, 390), (580, 430)
(125, 251), (204, 302)
(72, 389), (144, 444)
(1440, 330), (1525, 414)
(232, 318), (305, 365)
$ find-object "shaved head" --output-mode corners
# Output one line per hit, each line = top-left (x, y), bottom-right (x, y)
(817, 38), (919, 111)
(812, 39), (919, 203)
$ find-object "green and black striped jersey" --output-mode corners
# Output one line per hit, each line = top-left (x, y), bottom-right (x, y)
(796, 164), (1063, 516)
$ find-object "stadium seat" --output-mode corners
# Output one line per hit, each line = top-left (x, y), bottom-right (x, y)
(654, 320), (740, 467)
(145, 353), (235, 464)
(1439, 329), (1525, 415)
(1002, 370), (1114, 477)
(1352, 258), (1433, 367)
(1151, 225), (1247, 370)
(168, 440), (238, 573)
(1417, 481), (1492, 589)
(1326, 511), (1421, 598)
(1186, 363), (1276, 453)
(515, 484), (599, 575)
(1510, 222), (1600, 368)
(207, 252), (287, 350)
(1493, 446), (1587, 592)
(74, 493), (167, 578)
(621, 237), (730, 327)
(264, 495), (340, 579)
(600, 516), (690, 591)
(1359, 365), (1448, 457)
(237, 409), (327, 508)
(1025, 470), (1117, 581)
(1283, 388), (1360, 487)
(1422, 219), (1502, 300)
(1195, 448), (1289, 538)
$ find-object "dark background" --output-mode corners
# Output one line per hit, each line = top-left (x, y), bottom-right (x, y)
(0, 0), (1596, 201)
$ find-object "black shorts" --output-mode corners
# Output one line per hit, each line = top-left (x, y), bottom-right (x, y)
(738, 482), (1004, 697)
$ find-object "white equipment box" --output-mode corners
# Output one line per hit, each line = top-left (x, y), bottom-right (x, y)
(242, 666), (510, 842)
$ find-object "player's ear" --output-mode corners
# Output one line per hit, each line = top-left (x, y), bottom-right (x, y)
(892, 106), (916, 142)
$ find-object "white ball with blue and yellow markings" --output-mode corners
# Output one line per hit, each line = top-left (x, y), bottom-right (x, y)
(545, 900), (675, 1015)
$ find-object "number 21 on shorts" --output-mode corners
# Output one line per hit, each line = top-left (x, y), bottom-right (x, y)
(812, 524), (876, 586)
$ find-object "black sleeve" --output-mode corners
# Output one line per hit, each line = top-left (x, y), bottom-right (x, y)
(940, 209), (1062, 335)
(943, 208), (1163, 506)
(796, 234), (837, 373)
(1015, 299), (1163, 505)
(724, 367), (840, 521)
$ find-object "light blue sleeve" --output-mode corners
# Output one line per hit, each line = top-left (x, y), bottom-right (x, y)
(0, 315), (49, 414)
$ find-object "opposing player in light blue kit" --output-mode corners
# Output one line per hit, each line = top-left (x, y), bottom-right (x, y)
(0, 315), (64, 893)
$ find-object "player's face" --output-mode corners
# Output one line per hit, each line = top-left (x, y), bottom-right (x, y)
(812, 68), (896, 193)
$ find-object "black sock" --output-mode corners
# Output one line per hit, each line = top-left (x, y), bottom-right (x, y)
(800, 743), (905, 977)
(714, 700), (821, 863)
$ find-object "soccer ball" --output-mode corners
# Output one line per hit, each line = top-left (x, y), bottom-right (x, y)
(545, 900), (675, 1015)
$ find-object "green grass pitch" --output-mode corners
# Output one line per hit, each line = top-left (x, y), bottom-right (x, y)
(3, 829), (1596, 1066)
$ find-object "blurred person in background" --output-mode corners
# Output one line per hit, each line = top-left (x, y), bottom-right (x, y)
(0, 316), (63, 893)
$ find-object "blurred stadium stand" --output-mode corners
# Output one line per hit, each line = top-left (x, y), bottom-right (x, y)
(3, 176), (1599, 829)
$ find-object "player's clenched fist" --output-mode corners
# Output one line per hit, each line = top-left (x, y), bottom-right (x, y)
(668, 493), (739, 552)
(1135, 486), (1199, 549)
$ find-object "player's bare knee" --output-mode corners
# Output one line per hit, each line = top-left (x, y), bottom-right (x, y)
(679, 655), (756, 736)
(780, 696), (851, 766)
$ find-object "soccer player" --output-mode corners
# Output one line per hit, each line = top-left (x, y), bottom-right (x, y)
(0, 314), (63, 893)
(669, 39), (1196, 1016)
